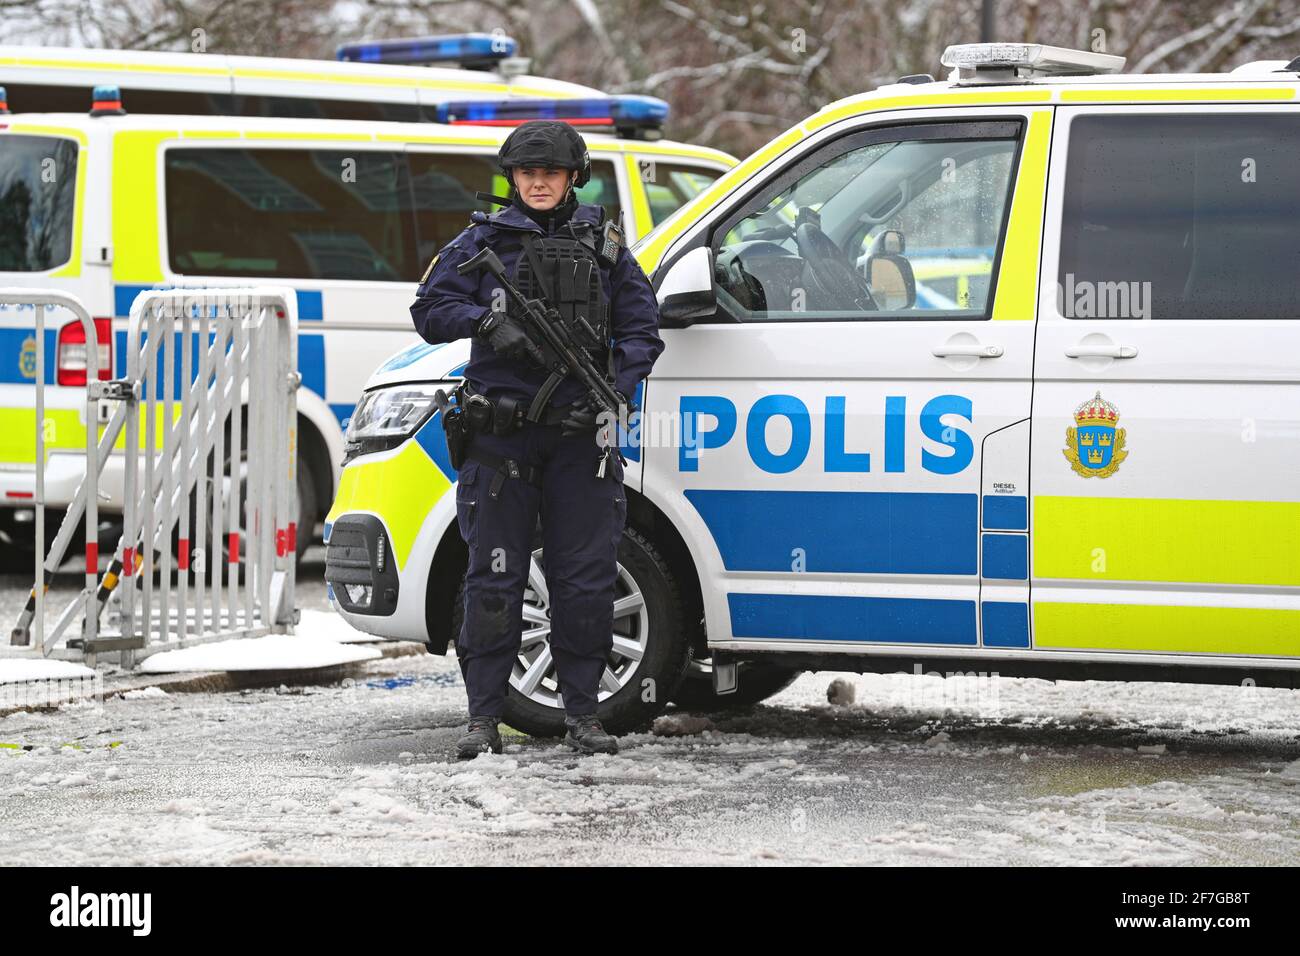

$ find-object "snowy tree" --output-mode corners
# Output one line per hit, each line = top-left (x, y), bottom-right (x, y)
(3, 0), (1300, 156)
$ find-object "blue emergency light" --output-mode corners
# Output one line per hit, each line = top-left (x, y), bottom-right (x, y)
(434, 94), (669, 132)
(336, 33), (518, 67)
(89, 84), (125, 117)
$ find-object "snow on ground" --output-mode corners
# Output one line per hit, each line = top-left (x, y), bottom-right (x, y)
(138, 631), (381, 673)
(776, 668), (1300, 740)
(1, 646), (1298, 865)
(295, 608), (386, 644)
(0, 659), (96, 684)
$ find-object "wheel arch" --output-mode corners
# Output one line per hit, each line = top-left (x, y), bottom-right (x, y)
(425, 516), (468, 654)
(295, 389), (344, 509)
(625, 485), (707, 658)
(297, 412), (332, 529)
(421, 481), (707, 658)
(293, 390), (346, 539)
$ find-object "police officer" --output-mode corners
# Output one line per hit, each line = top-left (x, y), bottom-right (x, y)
(410, 120), (664, 760)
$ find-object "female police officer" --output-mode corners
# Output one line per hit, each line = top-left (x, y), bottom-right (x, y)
(410, 120), (664, 759)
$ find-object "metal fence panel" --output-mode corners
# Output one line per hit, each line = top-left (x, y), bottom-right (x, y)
(4, 289), (102, 657)
(6, 287), (299, 665)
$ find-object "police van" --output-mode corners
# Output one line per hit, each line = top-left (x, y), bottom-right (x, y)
(0, 36), (735, 561)
(326, 42), (1300, 735)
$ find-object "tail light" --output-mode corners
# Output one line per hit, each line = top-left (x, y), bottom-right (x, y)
(56, 317), (112, 386)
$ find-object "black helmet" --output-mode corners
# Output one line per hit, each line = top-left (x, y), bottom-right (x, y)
(497, 120), (591, 188)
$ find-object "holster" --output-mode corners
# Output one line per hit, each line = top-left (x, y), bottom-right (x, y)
(434, 386), (472, 471)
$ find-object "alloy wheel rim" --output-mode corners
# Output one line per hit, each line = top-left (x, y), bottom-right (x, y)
(510, 547), (649, 709)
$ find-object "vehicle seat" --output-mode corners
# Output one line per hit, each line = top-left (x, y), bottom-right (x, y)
(865, 229), (916, 310)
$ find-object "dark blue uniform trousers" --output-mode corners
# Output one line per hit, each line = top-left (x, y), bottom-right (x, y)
(455, 422), (627, 718)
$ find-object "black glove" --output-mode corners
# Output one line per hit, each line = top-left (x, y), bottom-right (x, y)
(559, 395), (598, 438)
(474, 310), (544, 366)
(560, 391), (632, 438)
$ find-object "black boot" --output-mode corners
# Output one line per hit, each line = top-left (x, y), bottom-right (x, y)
(564, 714), (619, 755)
(456, 715), (502, 760)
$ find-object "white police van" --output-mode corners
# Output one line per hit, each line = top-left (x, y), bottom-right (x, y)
(0, 36), (735, 562)
(327, 42), (1300, 736)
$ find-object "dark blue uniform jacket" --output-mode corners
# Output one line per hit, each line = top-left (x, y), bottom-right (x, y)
(409, 202), (664, 407)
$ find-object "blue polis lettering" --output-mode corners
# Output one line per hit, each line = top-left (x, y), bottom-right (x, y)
(680, 394), (973, 474)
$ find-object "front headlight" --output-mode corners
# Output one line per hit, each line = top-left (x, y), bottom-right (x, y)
(344, 383), (445, 459)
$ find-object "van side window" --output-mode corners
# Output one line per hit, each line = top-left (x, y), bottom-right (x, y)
(413, 155), (620, 263)
(407, 152), (504, 266)
(167, 150), (627, 281)
(2, 83), (424, 123)
(0, 135), (78, 272)
(710, 123), (1020, 322)
(639, 161), (722, 226)
(166, 148), (417, 281)
(1059, 113), (1300, 320)
(574, 160), (622, 229)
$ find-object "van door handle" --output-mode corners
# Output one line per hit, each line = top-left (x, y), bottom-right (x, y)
(1065, 342), (1138, 359)
(932, 343), (1003, 358)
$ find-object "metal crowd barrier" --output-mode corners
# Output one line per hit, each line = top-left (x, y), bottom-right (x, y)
(9, 287), (300, 666)
(3, 289), (102, 658)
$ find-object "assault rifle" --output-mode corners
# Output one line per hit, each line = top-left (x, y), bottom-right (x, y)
(456, 246), (627, 476)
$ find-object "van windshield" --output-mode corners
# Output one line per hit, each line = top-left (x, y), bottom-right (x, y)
(0, 135), (78, 272)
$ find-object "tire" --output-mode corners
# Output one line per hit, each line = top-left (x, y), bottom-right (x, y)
(294, 459), (316, 563)
(0, 533), (35, 575)
(0, 509), (63, 574)
(154, 414), (311, 572)
(450, 525), (690, 738)
(179, 437), (312, 566)
(168, 446), (233, 574)
(670, 655), (801, 712)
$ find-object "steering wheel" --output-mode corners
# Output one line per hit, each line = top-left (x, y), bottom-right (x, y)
(795, 220), (879, 312)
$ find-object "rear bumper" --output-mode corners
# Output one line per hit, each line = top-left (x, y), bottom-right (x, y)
(0, 452), (127, 512)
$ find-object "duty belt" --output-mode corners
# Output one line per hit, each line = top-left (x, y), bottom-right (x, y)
(458, 381), (580, 499)
(459, 380), (576, 431)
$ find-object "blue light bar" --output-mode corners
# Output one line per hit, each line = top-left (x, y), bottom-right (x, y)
(90, 84), (125, 117)
(609, 95), (671, 125)
(336, 33), (518, 66)
(434, 95), (669, 130)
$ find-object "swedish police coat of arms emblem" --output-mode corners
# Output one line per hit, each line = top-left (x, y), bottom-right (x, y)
(1064, 391), (1128, 478)
(19, 336), (37, 380)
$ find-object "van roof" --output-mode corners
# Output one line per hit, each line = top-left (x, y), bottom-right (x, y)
(813, 66), (1299, 128)
(0, 110), (737, 164)
(882, 68), (1300, 90)
(0, 44), (604, 103)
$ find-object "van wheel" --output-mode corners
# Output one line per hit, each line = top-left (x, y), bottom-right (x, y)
(181, 442), (312, 567)
(451, 526), (689, 738)
(230, 450), (314, 562)
(294, 461), (316, 562)
(670, 654), (801, 712)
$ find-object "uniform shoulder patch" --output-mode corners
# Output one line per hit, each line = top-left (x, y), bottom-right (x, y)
(420, 254), (439, 284)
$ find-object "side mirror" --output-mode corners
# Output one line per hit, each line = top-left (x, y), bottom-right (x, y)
(657, 246), (717, 327)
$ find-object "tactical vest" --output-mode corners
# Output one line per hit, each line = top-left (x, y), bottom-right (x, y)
(513, 232), (611, 367)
